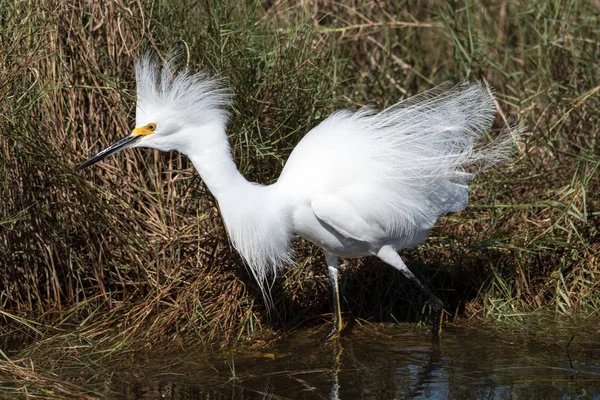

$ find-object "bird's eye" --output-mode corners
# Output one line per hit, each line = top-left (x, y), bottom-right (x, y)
(147, 123), (156, 131)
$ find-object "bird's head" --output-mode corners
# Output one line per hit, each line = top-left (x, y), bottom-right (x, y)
(76, 55), (230, 170)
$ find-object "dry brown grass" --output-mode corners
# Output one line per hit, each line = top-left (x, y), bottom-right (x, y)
(1, 0), (257, 347)
(1, 0), (599, 394)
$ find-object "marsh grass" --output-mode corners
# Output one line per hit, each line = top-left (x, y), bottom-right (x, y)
(1, 0), (599, 395)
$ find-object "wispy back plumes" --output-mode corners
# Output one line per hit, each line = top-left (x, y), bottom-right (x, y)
(365, 82), (512, 179)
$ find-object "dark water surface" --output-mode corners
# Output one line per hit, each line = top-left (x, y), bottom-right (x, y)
(120, 321), (600, 399)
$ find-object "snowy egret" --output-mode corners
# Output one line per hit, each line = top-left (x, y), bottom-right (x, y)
(77, 56), (513, 340)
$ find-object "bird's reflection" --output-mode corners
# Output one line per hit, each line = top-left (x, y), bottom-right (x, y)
(329, 340), (343, 400)
(327, 336), (444, 399)
(410, 342), (443, 397)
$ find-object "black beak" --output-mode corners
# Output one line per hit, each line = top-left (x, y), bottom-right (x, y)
(76, 134), (141, 171)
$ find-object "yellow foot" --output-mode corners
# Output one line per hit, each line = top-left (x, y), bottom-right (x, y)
(322, 328), (341, 342)
(322, 318), (344, 342)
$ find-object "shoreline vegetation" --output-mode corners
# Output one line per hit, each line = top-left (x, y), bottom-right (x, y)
(1, 0), (598, 396)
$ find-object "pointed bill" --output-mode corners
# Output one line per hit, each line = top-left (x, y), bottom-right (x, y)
(75, 134), (141, 171)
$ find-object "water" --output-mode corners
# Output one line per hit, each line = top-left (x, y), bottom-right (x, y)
(119, 321), (600, 399)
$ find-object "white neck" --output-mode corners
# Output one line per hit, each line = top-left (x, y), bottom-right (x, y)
(179, 125), (250, 198)
(175, 123), (293, 293)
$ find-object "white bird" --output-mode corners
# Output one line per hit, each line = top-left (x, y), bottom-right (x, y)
(77, 56), (514, 340)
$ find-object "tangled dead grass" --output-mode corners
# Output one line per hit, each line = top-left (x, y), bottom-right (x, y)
(1, 0), (599, 395)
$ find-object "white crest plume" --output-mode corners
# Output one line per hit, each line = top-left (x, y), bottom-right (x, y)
(134, 54), (231, 128)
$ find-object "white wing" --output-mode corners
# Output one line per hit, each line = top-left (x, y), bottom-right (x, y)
(276, 83), (511, 242)
(311, 196), (376, 242)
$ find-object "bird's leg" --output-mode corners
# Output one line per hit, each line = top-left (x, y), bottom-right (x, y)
(376, 246), (444, 340)
(323, 253), (343, 341)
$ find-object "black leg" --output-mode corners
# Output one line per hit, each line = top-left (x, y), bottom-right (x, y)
(398, 265), (443, 339)
(376, 246), (444, 339)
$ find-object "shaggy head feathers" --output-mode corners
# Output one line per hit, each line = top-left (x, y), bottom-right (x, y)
(135, 55), (231, 130)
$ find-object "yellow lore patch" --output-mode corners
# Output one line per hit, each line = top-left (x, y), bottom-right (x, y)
(132, 123), (157, 136)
